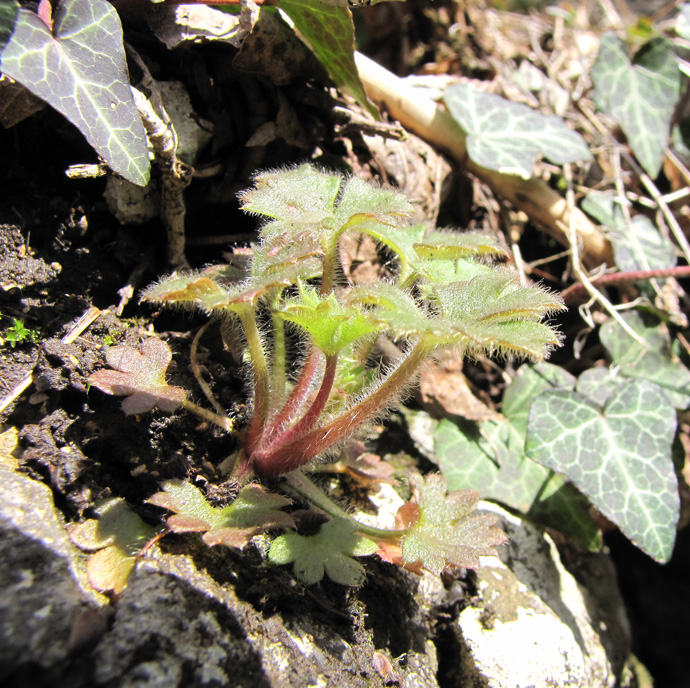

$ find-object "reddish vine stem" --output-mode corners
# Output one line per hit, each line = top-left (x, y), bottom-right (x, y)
(561, 265), (690, 304)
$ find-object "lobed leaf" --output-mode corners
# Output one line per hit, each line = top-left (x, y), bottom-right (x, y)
(600, 310), (690, 408)
(413, 230), (508, 262)
(526, 378), (679, 562)
(433, 360), (600, 550)
(582, 193), (676, 273)
(149, 480), (294, 549)
(89, 338), (186, 415)
(278, 281), (382, 355)
(592, 34), (680, 178)
(268, 517), (377, 585)
(0, 0), (150, 185)
(400, 473), (507, 575)
(444, 82), (592, 179)
(276, 0), (378, 118)
(68, 498), (156, 595)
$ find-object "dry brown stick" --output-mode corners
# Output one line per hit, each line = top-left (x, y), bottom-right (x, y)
(354, 52), (614, 268)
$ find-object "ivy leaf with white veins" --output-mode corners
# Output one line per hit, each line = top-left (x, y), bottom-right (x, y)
(149, 480), (295, 549)
(582, 193), (676, 273)
(88, 338), (187, 415)
(401, 473), (507, 575)
(269, 518), (377, 585)
(0, 0), (150, 185)
(443, 82), (591, 179)
(600, 310), (690, 409)
(526, 378), (679, 562)
(592, 34), (680, 178)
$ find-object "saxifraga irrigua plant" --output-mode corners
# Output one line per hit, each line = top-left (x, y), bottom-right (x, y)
(89, 164), (564, 586)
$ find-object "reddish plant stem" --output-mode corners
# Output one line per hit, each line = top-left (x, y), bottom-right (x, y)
(251, 341), (431, 476)
(263, 345), (322, 437)
(255, 354), (338, 456)
(561, 265), (690, 304)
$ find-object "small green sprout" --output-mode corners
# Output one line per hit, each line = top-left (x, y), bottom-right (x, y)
(3, 318), (40, 348)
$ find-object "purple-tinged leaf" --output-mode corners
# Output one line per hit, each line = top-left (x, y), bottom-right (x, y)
(89, 338), (186, 415)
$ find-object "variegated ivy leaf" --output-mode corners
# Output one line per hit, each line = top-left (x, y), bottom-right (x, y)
(443, 82), (592, 179)
(268, 517), (377, 585)
(677, 3), (690, 41)
(276, 0), (379, 118)
(148, 480), (295, 549)
(89, 338), (186, 415)
(0, 0), (150, 185)
(432, 363), (602, 550)
(401, 473), (507, 575)
(592, 34), (680, 178)
(526, 376), (679, 562)
(600, 310), (690, 409)
(582, 193), (676, 273)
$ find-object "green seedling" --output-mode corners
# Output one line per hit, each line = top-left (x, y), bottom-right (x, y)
(3, 318), (39, 348)
(89, 164), (564, 584)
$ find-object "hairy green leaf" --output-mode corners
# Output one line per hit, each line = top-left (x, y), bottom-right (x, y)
(526, 378), (679, 562)
(278, 281), (382, 355)
(0, 0), (149, 185)
(592, 34), (680, 178)
(269, 517), (377, 585)
(149, 480), (294, 549)
(401, 473), (507, 574)
(443, 82), (591, 179)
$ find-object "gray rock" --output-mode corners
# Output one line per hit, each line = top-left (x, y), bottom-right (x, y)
(91, 552), (439, 688)
(0, 456), (106, 683)
(455, 505), (631, 688)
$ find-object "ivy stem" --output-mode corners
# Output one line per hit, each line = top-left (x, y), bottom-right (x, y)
(285, 471), (409, 540)
(237, 305), (270, 455)
(253, 339), (432, 475)
(181, 399), (235, 433)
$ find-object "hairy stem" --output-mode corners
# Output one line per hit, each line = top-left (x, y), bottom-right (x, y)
(181, 399), (235, 433)
(254, 353), (338, 457)
(270, 311), (287, 410)
(264, 345), (322, 437)
(285, 471), (409, 540)
(252, 340), (431, 475)
(237, 305), (270, 455)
